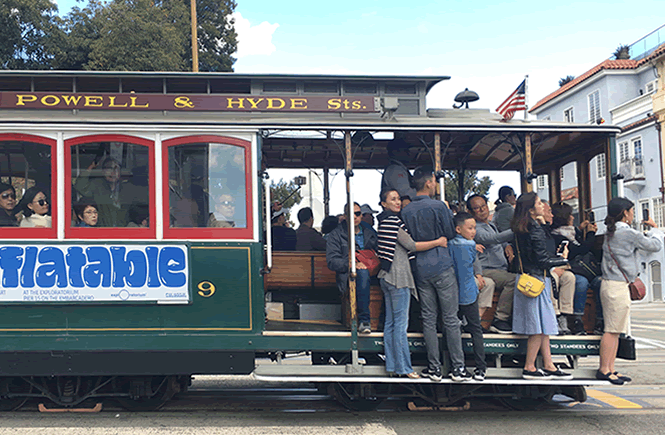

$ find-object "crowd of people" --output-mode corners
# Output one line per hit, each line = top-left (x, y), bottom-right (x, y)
(269, 137), (663, 384)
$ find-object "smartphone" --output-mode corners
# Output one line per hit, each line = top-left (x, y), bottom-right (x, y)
(588, 211), (595, 223)
(557, 240), (569, 256)
(644, 209), (650, 222)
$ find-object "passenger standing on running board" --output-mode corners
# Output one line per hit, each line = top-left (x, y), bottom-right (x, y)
(401, 166), (472, 382)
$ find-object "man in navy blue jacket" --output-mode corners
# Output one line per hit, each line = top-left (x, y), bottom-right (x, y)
(401, 167), (471, 382)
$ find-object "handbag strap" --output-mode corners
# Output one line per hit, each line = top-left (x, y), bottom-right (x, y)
(514, 235), (524, 274)
(607, 242), (630, 284)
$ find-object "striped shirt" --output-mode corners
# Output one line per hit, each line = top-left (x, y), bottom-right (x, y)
(378, 213), (415, 270)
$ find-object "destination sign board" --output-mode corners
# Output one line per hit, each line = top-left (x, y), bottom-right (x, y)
(0, 92), (379, 113)
(0, 244), (189, 304)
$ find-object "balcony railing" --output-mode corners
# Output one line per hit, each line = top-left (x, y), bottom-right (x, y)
(619, 157), (645, 180)
(625, 24), (665, 61)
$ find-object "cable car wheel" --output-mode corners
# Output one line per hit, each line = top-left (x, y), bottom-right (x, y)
(327, 382), (385, 411)
(0, 377), (33, 411)
(115, 376), (181, 411)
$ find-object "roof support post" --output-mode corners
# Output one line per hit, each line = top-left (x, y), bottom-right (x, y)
(457, 168), (465, 210)
(323, 166), (330, 216)
(524, 133), (533, 193)
(607, 136), (618, 199)
(577, 155), (591, 223)
(434, 132), (445, 202)
(548, 166), (561, 204)
(344, 131), (361, 372)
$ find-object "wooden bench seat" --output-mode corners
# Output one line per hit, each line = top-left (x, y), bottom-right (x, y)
(265, 252), (336, 291)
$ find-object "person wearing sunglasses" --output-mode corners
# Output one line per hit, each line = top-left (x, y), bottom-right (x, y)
(208, 193), (237, 228)
(17, 186), (52, 228)
(0, 183), (19, 227)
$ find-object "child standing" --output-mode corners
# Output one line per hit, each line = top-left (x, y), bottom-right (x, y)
(449, 212), (488, 381)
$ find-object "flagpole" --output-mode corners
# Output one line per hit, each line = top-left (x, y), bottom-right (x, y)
(524, 75), (528, 120)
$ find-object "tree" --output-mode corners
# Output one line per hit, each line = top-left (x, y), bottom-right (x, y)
(559, 75), (575, 87)
(613, 44), (631, 60)
(0, 0), (63, 69)
(190, 0), (238, 72)
(443, 170), (493, 206)
(270, 179), (303, 225)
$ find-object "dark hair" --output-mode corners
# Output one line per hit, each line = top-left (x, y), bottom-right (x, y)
(511, 192), (538, 234)
(17, 186), (49, 217)
(454, 211), (474, 228)
(344, 202), (361, 214)
(605, 197), (634, 238)
(128, 203), (149, 226)
(466, 194), (487, 212)
(551, 202), (573, 229)
(321, 216), (338, 235)
(74, 199), (98, 221)
(380, 188), (399, 203)
(0, 183), (16, 196)
(297, 207), (313, 224)
(412, 166), (434, 192)
(496, 185), (515, 205)
(101, 157), (121, 169)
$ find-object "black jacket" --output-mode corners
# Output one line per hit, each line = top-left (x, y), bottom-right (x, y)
(326, 223), (378, 294)
(514, 219), (568, 276)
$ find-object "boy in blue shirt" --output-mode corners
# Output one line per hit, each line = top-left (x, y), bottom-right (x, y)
(449, 212), (488, 381)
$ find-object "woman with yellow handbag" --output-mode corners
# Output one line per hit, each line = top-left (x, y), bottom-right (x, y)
(511, 192), (573, 380)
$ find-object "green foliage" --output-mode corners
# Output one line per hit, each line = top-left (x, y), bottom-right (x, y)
(558, 75), (575, 87)
(1, 0), (237, 72)
(270, 179), (302, 225)
(443, 170), (493, 206)
(0, 0), (63, 69)
(613, 44), (631, 60)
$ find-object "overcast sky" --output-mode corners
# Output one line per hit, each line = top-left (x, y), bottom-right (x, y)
(54, 0), (664, 213)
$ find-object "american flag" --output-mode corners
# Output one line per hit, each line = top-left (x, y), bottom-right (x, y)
(496, 79), (527, 121)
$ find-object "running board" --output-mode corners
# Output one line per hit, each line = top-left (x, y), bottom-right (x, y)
(252, 365), (610, 386)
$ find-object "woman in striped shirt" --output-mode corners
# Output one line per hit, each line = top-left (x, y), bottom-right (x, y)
(377, 189), (448, 378)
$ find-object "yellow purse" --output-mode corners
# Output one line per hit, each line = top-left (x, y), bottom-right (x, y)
(515, 236), (545, 298)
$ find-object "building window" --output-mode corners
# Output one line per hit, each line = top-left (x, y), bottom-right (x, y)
(537, 174), (547, 189)
(653, 197), (663, 228)
(541, 116), (551, 121)
(564, 107), (574, 123)
(0, 134), (57, 238)
(618, 141), (630, 162)
(646, 80), (658, 94)
(163, 136), (253, 240)
(632, 137), (644, 175)
(651, 261), (663, 301)
(588, 89), (601, 124)
(596, 154), (606, 179)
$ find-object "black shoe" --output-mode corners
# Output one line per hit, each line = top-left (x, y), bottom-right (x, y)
(422, 367), (442, 382)
(450, 367), (473, 382)
(596, 370), (625, 385)
(522, 368), (552, 380)
(567, 315), (587, 335)
(473, 368), (486, 381)
(557, 315), (571, 335)
(489, 319), (512, 334)
(614, 371), (632, 383)
(542, 368), (573, 380)
(593, 319), (604, 335)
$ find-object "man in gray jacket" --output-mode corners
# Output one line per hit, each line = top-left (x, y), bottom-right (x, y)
(381, 139), (417, 207)
(467, 194), (515, 334)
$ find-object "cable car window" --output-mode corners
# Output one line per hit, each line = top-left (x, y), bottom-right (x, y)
(69, 137), (152, 232)
(0, 135), (56, 238)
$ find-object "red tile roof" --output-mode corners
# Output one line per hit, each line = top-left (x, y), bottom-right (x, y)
(530, 42), (665, 113)
(621, 114), (658, 133)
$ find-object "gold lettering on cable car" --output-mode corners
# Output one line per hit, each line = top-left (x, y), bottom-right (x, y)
(174, 96), (195, 109)
(197, 281), (216, 298)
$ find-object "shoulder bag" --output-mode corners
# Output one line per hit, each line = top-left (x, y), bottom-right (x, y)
(607, 244), (646, 301)
(570, 251), (602, 281)
(514, 235), (545, 298)
(356, 249), (381, 276)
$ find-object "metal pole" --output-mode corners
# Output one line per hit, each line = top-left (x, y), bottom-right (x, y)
(190, 0), (199, 72)
(345, 131), (360, 372)
(323, 166), (330, 216)
(524, 134), (533, 193)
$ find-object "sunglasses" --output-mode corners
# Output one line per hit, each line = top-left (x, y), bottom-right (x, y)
(220, 200), (235, 206)
(35, 199), (48, 206)
(1, 193), (16, 200)
(354, 211), (362, 217)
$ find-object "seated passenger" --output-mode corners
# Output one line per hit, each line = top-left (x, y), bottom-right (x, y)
(172, 197), (200, 227)
(550, 202), (598, 335)
(74, 200), (99, 227)
(295, 207), (326, 251)
(208, 192), (236, 228)
(272, 209), (297, 251)
(321, 215), (338, 240)
(360, 204), (378, 229)
(74, 157), (135, 227)
(493, 186), (517, 232)
(127, 203), (149, 228)
(0, 183), (18, 227)
(17, 186), (51, 228)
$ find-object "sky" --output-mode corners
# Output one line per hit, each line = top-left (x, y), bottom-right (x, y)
(53, 0), (665, 215)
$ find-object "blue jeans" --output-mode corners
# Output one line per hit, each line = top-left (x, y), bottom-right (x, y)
(380, 279), (413, 374)
(573, 274), (590, 315)
(356, 269), (371, 324)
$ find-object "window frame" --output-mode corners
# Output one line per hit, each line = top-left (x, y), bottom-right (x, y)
(563, 106), (574, 123)
(0, 133), (57, 239)
(162, 135), (254, 240)
(65, 134), (156, 239)
(596, 153), (606, 180)
(537, 174), (547, 189)
(587, 89), (601, 124)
